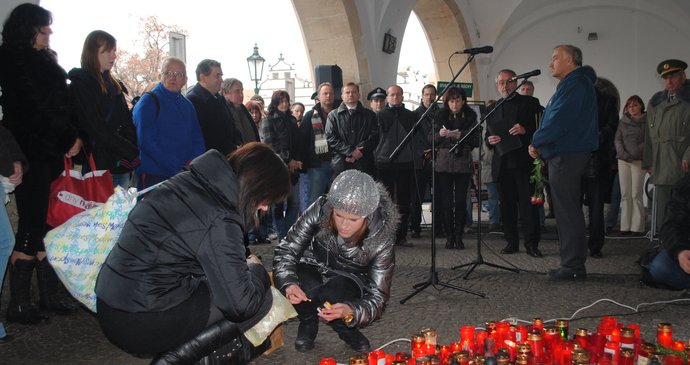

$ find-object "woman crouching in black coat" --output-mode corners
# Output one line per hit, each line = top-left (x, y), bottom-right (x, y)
(95, 142), (291, 364)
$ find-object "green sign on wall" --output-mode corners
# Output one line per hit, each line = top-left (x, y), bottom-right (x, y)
(437, 81), (473, 98)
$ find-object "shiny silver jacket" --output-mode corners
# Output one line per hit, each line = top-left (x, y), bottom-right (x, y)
(272, 183), (399, 327)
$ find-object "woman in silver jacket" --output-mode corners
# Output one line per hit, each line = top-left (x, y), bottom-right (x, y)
(273, 169), (398, 353)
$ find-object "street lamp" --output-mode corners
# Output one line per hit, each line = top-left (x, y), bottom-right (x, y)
(246, 43), (265, 95)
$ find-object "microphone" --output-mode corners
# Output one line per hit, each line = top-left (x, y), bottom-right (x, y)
(457, 46), (493, 55)
(510, 69), (541, 81)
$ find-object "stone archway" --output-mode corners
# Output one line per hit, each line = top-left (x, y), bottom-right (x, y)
(290, 0), (369, 89)
(413, 0), (478, 99)
(291, 0), (475, 99)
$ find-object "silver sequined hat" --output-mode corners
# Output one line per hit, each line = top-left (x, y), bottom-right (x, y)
(328, 170), (379, 218)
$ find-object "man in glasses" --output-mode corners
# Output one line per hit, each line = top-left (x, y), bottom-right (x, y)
(486, 69), (544, 258)
(132, 57), (205, 189)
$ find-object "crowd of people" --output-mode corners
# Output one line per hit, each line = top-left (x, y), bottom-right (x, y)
(1, 2), (689, 363)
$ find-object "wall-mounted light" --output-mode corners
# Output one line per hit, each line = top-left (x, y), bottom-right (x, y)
(587, 32), (598, 41)
(383, 31), (397, 54)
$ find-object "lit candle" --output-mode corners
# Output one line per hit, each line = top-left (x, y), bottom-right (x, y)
(604, 341), (620, 365)
(672, 340), (685, 352)
(663, 354), (684, 365)
(476, 330), (488, 354)
(412, 335), (426, 352)
(460, 326), (475, 348)
(656, 323), (673, 348)
(318, 358), (337, 365)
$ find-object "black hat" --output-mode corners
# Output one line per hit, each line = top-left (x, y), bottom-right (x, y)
(367, 87), (387, 101)
(657, 59), (687, 78)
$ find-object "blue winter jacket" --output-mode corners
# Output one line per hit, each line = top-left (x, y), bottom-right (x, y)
(531, 66), (598, 160)
(133, 83), (205, 178)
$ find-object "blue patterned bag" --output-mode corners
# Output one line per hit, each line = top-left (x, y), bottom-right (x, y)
(45, 182), (164, 312)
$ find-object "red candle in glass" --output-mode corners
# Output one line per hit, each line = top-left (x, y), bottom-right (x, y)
(412, 335), (426, 352)
(319, 358), (337, 365)
(369, 349), (386, 365)
(619, 328), (635, 351)
(425, 343), (436, 356)
(528, 332), (545, 358)
(604, 341), (620, 365)
(664, 354), (684, 365)
(532, 318), (544, 333)
(476, 330), (488, 354)
(598, 352), (613, 365)
(626, 324), (640, 343)
(560, 341), (574, 365)
(515, 325), (528, 343)
(460, 326), (475, 348)
(610, 327), (621, 343)
(440, 345), (451, 363)
(656, 323), (673, 348)
(671, 340), (685, 352)
(451, 342), (462, 353)
(412, 348), (426, 360)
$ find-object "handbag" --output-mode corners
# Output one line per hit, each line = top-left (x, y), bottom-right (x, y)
(46, 154), (114, 227)
(44, 182), (163, 312)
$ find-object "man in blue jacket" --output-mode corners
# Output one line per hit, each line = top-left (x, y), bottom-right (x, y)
(529, 45), (598, 281)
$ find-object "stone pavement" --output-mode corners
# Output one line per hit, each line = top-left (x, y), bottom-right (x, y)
(2, 223), (690, 365)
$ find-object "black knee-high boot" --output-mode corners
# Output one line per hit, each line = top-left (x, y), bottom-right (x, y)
(6, 259), (46, 324)
(151, 320), (242, 365)
(36, 258), (75, 315)
(329, 320), (370, 352)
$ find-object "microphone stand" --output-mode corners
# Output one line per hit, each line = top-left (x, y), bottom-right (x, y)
(448, 77), (536, 279)
(392, 53), (485, 304)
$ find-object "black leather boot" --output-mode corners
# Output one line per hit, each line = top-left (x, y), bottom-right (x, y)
(36, 258), (76, 315)
(6, 259), (47, 324)
(444, 213), (455, 249)
(151, 320), (242, 365)
(294, 317), (319, 352)
(329, 320), (370, 352)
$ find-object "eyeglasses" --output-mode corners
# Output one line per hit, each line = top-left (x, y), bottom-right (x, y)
(162, 70), (185, 78)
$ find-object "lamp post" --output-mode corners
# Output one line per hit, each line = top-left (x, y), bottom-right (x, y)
(246, 43), (265, 95)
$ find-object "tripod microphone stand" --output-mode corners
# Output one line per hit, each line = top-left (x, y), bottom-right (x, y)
(449, 77), (537, 279)
(391, 52), (487, 304)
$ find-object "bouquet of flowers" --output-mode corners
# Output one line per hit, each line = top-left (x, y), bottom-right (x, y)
(529, 158), (546, 205)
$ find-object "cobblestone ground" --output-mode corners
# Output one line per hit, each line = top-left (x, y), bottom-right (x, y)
(2, 211), (689, 364)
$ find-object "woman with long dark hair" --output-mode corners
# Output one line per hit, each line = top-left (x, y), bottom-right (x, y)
(68, 30), (139, 188)
(430, 86), (480, 249)
(260, 90), (304, 240)
(0, 3), (82, 324)
(96, 142), (291, 363)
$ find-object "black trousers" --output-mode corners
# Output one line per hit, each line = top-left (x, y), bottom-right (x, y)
(14, 160), (61, 255)
(548, 154), (590, 271)
(97, 284), (213, 355)
(583, 175), (605, 253)
(436, 172), (471, 236)
(292, 264), (362, 321)
(497, 167), (541, 250)
(410, 166), (433, 233)
(377, 165), (413, 243)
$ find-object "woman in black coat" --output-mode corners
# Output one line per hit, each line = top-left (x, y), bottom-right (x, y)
(0, 3), (82, 324)
(96, 143), (291, 363)
(68, 30), (139, 188)
(430, 86), (480, 249)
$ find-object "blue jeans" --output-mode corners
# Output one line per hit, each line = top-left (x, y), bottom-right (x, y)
(648, 249), (690, 289)
(1, 184), (15, 338)
(272, 181), (300, 241)
(485, 182), (501, 225)
(306, 161), (333, 208)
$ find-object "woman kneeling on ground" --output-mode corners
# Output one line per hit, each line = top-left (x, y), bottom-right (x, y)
(273, 169), (399, 353)
(95, 142), (290, 364)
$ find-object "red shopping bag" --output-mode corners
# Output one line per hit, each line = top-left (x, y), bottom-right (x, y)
(47, 154), (114, 227)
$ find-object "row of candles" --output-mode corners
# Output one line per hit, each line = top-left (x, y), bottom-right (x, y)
(318, 317), (689, 365)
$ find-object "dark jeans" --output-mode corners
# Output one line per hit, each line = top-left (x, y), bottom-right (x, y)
(648, 249), (690, 290)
